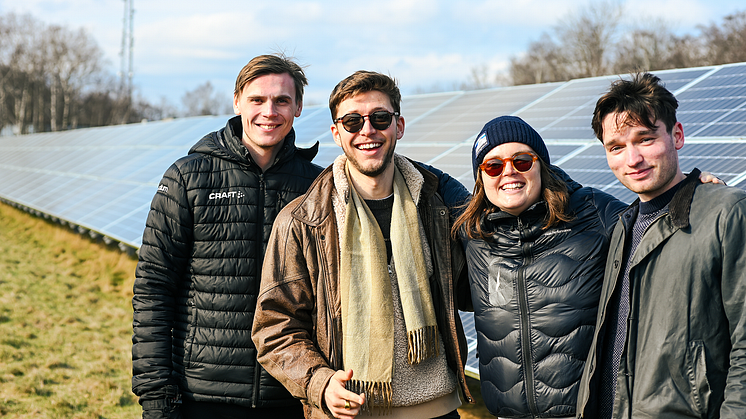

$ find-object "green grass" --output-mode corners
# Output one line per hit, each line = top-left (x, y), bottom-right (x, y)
(0, 203), (139, 418)
(0, 201), (493, 418)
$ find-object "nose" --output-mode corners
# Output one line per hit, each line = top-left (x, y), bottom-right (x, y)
(501, 159), (518, 176)
(625, 145), (644, 166)
(262, 100), (278, 117)
(358, 116), (377, 136)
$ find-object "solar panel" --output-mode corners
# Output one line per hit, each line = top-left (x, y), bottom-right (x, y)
(2, 62), (746, 378)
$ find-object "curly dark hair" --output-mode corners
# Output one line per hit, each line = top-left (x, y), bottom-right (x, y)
(592, 72), (678, 142)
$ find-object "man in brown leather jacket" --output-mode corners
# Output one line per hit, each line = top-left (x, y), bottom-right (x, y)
(251, 71), (473, 419)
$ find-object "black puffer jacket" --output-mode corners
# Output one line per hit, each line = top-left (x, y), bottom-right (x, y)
(464, 178), (626, 418)
(132, 116), (323, 409)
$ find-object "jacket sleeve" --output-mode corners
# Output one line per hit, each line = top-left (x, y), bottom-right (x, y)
(588, 187), (629, 236)
(252, 206), (335, 410)
(719, 196), (746, 418)
(132, 163), (193, 401)
(417, 162), (471, 215)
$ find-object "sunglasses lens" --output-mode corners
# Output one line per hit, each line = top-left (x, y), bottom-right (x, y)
(512, 155), (535, 172)
(342, 114), (364, 132)
(482, 161), (505, 177)
(369, 111), (393, 130)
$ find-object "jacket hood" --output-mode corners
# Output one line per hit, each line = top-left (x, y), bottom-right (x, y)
(550, 164), (582, 194)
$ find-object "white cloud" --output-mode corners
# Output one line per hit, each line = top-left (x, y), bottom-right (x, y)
(3, 0), (744, 104)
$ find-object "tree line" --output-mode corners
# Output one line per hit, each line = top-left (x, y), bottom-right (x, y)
(0, 13), (190, 136)
(507, 2), (746, 86)
(2, 5), (745, 135)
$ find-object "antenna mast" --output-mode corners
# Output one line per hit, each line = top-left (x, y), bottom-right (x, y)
(119, 0), (134, 100)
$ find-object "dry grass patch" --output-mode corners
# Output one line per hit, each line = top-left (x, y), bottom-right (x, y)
(0, 202), (493, 418)
(0, 203), (139, 418)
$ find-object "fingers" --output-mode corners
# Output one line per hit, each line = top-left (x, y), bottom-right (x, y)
(323, 369), (366, 419)
(699, 171), (725, 185)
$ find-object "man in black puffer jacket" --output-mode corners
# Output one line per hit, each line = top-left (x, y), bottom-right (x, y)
(132, 54), (323, 419)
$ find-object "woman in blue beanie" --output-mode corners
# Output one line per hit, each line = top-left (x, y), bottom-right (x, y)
(451, 115), (716, 418)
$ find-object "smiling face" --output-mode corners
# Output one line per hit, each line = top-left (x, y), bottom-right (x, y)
(602, 112), (685, 201)
(233, 72), (302, 168)
(330, 90), (404, 181)
(481, 142), (542, 216)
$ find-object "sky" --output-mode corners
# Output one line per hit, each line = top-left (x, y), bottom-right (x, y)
(1, 0), (745, 110)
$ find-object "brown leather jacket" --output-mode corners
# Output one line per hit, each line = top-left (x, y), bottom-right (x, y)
(252, 156), (472, 418)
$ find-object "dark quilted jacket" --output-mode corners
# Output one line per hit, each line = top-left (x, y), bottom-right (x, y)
(464, 178), (626, 418)
(132, 116), (323, 408)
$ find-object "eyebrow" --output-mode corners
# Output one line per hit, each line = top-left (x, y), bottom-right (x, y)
(246, 94), (293, 101)
(341, 106), (392, 115)
(632, 127), (658, 136)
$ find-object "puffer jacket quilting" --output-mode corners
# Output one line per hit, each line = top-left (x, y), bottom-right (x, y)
(132, 115), (323, 407)
(465, 181), (626, 418)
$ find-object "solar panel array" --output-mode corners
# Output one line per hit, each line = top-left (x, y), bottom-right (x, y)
(2, 62), (745, 377)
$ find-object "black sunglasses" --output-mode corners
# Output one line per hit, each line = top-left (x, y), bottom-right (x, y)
(479, 152), (538, 177)
(334, 110), (399, 133)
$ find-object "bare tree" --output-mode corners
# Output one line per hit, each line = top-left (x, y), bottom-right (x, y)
(42, 24), (104, 131)
(509, 1), (623, 84)
(510, 34), (569, 85)
(0, 11), (180, 135)
(700, 10), (746, 64)
(461, 64), (497, 90)
(555, 1), (623, 78)
(0, 13), (44, 134)
(181, 81), (230, 116)
(614, 19), (678, 73)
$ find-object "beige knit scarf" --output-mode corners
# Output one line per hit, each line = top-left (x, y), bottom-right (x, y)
(340, 164), (439, 413)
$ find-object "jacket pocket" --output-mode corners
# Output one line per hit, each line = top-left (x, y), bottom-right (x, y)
(183, 302), (198, 369)
(686, 340), (711, 416)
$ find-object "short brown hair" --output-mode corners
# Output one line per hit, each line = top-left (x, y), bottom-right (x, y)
(592, 72), (678, 142)
(234, 54), (308, 103)
(328, 71), (401, 120)
(451, 158), (572, 240)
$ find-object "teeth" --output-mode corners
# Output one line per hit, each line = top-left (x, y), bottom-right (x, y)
(358, 143), (381, 150)
(259, 124), (277, 130)
(502, 183), (524, 190)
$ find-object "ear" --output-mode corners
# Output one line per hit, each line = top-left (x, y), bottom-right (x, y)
(233, 94), (241, 115)
(295, 100), (303, 118)
(395, 115), (405, 140)
(672, 121), (684, 150)
(331, 123), (342, 147)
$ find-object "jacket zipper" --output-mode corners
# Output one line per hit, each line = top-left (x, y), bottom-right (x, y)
(252, 174), (266, 408)
(516, 217), (540, 416)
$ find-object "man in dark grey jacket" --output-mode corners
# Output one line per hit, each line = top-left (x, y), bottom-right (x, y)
(576, 72), (746, 419)
(132, 54), (323, 418)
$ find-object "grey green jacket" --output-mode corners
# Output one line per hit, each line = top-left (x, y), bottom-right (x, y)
(577, 169), (746, 419)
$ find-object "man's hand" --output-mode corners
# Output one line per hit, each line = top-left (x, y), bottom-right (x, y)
(700, 171), (726, 185)
(323, 369), (366, 419)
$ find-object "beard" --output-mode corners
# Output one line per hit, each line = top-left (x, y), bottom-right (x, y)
(344, 145), (395, 178)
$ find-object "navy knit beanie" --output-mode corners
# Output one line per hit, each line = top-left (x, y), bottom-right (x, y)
(472, 115), (550, 180)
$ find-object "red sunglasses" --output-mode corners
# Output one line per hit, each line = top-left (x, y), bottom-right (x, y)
(479, 152), (538, 177)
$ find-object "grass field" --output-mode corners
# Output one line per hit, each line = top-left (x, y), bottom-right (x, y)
(0, 203), (140, 417)
(0, 201), (492, 418)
